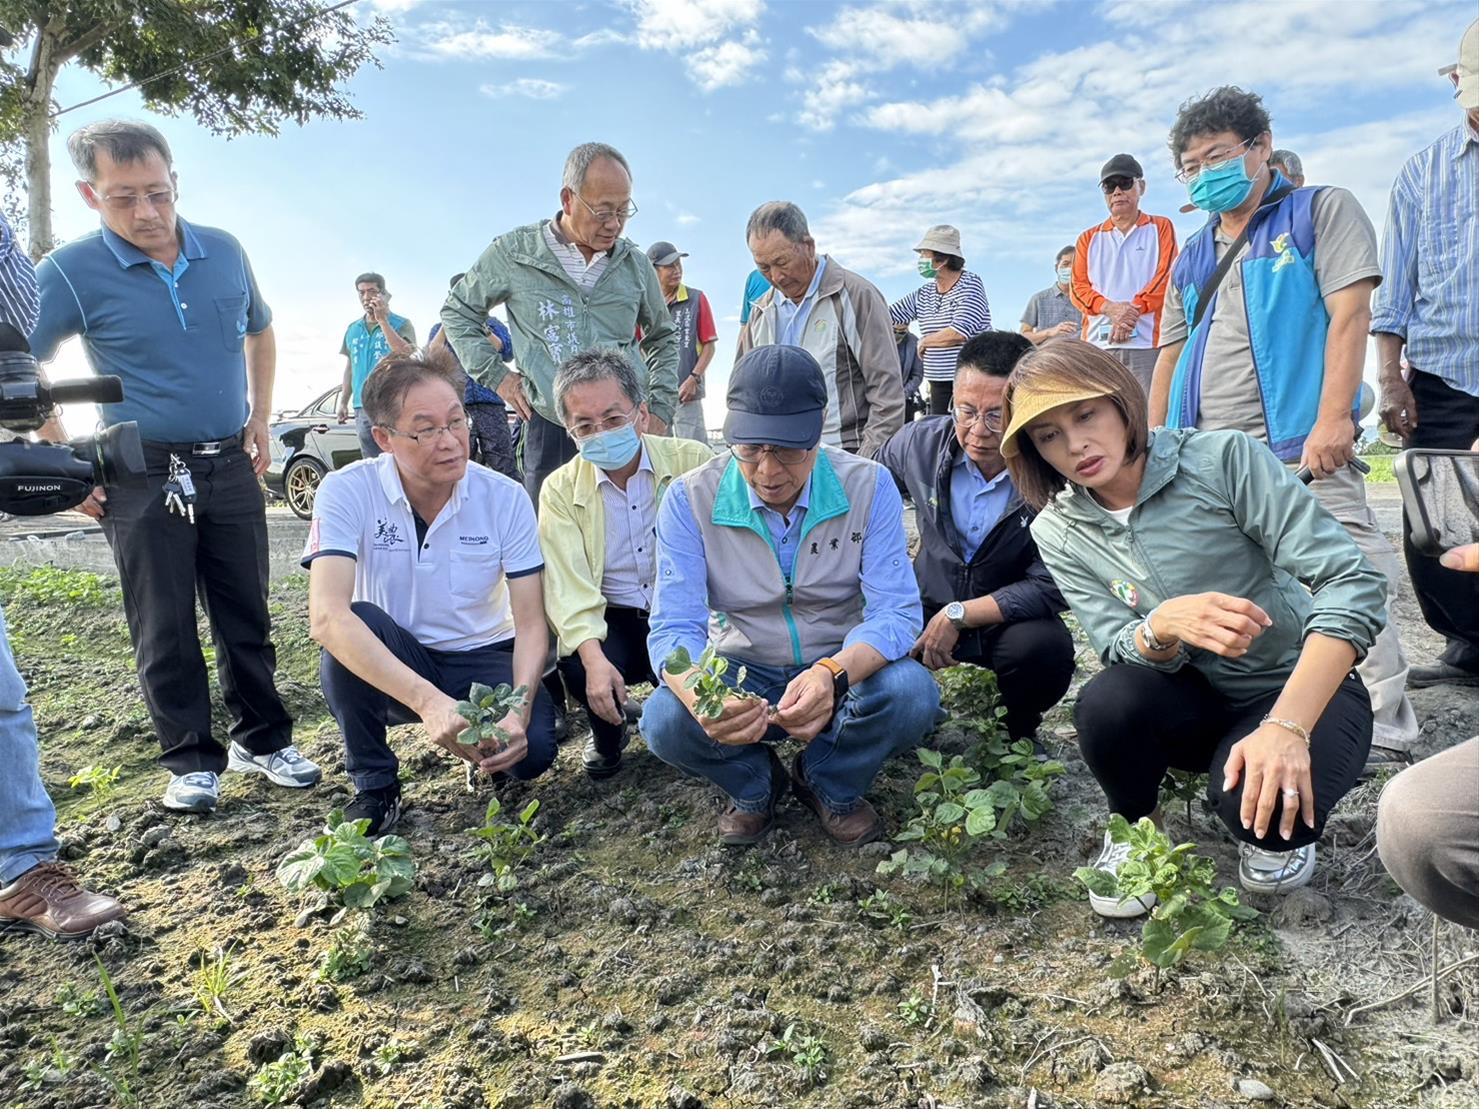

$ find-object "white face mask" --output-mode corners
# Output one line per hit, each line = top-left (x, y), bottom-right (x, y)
(1056, 265), (1072, 284)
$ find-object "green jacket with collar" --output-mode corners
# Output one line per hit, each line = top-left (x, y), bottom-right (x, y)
(1029, 427), (1386, 703)
(441, 221), (679, 426)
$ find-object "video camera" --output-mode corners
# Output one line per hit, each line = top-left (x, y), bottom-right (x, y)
(0, 323), (145, 515)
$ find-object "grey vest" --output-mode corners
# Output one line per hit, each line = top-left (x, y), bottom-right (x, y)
(685, 446), (879, 668)
(668, 285), (707, 397)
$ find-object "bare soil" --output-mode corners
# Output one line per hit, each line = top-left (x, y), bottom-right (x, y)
(0, 486), (1475, 1109)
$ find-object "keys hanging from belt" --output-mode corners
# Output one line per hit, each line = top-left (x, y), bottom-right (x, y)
(163, 453), (197, 524)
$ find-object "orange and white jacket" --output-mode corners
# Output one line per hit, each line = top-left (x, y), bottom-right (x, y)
(1070, 213), (1178, 349)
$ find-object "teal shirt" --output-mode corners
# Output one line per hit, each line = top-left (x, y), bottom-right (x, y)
(341, 313), (416, 408)
(1030, 428), (1386, 703)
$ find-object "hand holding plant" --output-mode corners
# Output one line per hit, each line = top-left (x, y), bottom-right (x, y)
(663, 647), (774, 744)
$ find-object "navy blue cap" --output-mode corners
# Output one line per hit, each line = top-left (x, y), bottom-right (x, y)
(723, 345), (827, 449)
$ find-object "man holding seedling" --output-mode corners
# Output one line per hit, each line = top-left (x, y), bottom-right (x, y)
(642, 345), (941, 848)
(304, 351), (556, 833)
(539, 349), (712, 781)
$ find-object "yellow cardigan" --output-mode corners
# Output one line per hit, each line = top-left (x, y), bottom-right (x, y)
(538, 434), (715, 656)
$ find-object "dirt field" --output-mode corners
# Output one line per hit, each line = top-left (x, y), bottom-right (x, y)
(0, 485), (1475, 1109)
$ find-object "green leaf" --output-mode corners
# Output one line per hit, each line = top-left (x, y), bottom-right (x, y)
(962, 789), (993, 808)
(276, 844), (327, 891)
(934, 802), (965, 824)
(1073, 866), (1120, 898)
(964, 805), (996, 837)
(917, 748), (943, 769)
(1141, 915), (1178, 967)
(518, 800), (540, 825)
(468, 682), (495, 707)
(318, 842), (366, 889)
(342, 878), (379, 908)
(455, 703), (481, 724)
(663, 647), (693, 675)
(1106, 813), (1133, 842)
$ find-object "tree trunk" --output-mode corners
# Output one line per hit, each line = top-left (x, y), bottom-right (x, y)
(22, 18), (68, 261)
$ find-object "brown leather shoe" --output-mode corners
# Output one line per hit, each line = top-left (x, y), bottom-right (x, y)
(717, 748), (789, 847)
(0, 861), (127, 941)
(791, 754), (884, 847)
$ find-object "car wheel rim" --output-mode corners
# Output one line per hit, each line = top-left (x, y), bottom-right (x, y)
(287, 465), (320, 515)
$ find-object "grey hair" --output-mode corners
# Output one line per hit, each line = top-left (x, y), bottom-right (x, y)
(553, 348), (645, 423)
(67, 119), (173, 181)
(562, 142), (631, 192)
(1270, 148), (1303, 178)
(746, 201), (810, 244)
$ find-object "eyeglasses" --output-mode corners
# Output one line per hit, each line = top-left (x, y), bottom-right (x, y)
(97, 188), (177, 211)
(730, 444), (811, 465)
(380, 417), (469, 445)
(568, 406), (637, 441)
(1100, 176), (1137, 195)
(1175, 137), (1255, 183)
(950, 406), (1003, 433)
(572, 192), (638, 224)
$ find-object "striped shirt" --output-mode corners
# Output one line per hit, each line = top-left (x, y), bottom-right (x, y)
(543, 214), (608, 294)
(889, 270), (990, 382)
(0, 213), (39, 334)
(1370, 122), (1479, 397)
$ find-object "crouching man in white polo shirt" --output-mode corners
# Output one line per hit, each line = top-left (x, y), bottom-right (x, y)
(302, 351), (556, 833)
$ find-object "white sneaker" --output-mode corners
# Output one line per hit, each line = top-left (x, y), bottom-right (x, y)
(227, 742), (322, 788)
(162, 771), (219, 813)
(1238, 842), (1316, 894)
(1086, 829), (1158, 919)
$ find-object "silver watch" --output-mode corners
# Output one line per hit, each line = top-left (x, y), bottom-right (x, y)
(945, 601), (969, 630)
(1141, 608), (1173, 651)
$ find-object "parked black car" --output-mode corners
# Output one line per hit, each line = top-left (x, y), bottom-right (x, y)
(264, 386), (361, 519)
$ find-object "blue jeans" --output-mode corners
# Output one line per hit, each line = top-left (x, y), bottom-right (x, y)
(354, 408), (382, 459)
(0, 603), (58, 884)
(320, 602), (556, 791)
(641, 656), (940, 814)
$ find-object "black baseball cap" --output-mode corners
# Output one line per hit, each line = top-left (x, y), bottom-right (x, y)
(645, 240), (687, 266)
(724, 345), (827, 449)
(1099, 154), (1143, 182)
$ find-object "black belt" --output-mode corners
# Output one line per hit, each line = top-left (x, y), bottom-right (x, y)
(142, 431), (244, 457)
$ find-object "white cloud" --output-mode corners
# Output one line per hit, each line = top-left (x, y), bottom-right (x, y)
(676, 210), (702, 225)
(479, 78), (568, 100)
(795, 59), (871, 131)
(687, 36), (767, 91)
(809, 0), (1465, 277)
(628, 0), (764, 51)
(422, 21), (564, 60)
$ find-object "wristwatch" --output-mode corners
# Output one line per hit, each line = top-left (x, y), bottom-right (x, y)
(814, 656), (849, 705)
(944, 601), (970, 631)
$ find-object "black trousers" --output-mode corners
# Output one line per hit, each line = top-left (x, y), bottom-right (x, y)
(1074, 665), (1372, 851)
(1404, 370), (1479, 672)
(467, 400), (518, 482)
(557, 606), (655, 754)
(927, 380), (954, 416)
(521, 410), (578, 506)
(320, 602), (556, 791)
(99, 441), (291, 774)
(933, 612), (1076, 740)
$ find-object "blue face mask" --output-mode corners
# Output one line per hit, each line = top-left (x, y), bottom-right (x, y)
(1188, 154), (1257, 213)
(1055, 265), (1073, 284)
(577, 422), (641, 470)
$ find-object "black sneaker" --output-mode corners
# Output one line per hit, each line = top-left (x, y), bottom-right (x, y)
(342, 783), (402, 835)
(582, 729), (632, 781)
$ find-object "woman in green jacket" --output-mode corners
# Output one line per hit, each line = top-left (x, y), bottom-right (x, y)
(999, 339), (1382, 917)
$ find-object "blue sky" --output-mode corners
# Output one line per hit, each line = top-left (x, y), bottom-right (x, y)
(30, 0), (1477, 426)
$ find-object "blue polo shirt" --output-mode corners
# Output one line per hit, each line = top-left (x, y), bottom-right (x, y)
(342, 312), (416, 408)
(30, 218), (270, 443)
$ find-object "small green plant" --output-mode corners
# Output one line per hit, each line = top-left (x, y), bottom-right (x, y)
(1159, 769), (1209, 827)
(55, 981), (101, 1017)
(936, 662), (1008, 721)
(970, 732), (1065, 831)
(876, 748), (1004, 908)
(276, 813), (415, 909)
(318, 918), (374, 983)
(763, 1022), (829, 1088)
(897, 993), (932, 1026)
(466, 796), (544, 892)
(192, 944), (245, 1022)
(575, 1021), (604, 1050)
(1074, 814), (1258, 983)
(454, 682), (529, 749)
(858, 888), (916, 932)
(94, 956), (144, 1106)
(809, 883), (837, 905)
(68, 764), (121, 797)
(249, 1035), (316, 1106)
(369, 1039), (411, 1077)
(20, 1040), (76, 1092)
(0, 566), (111, 608)
(661, 646), (770, 719)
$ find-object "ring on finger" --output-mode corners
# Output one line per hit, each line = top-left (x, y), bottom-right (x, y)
(1281, 787), (1300, 799)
